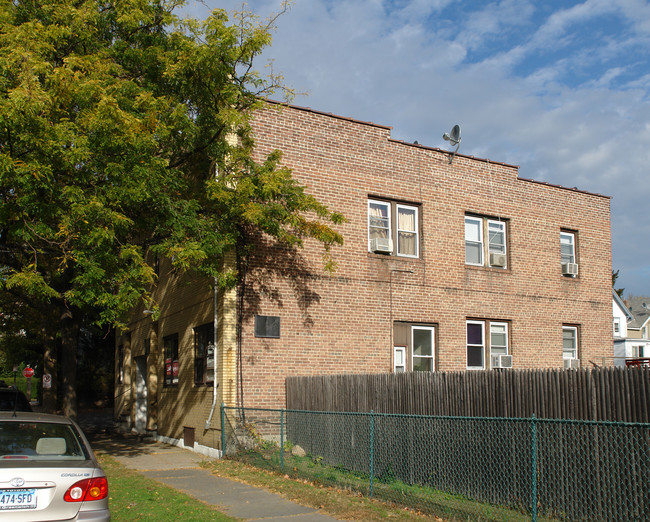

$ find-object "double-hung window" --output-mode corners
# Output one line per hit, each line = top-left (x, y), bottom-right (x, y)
(560, 232), (575, 264)
(368, 199), (419, 257)
(560, 231), (578, 276)
(562, 326), (578, 360)
(163, 334), (179, 386)
(368, 200), (391, 244)
(466, 321), (485, 369)
(465, 215), (507, 268)
(490, 322), (509, 362)
(194, 323), (214, 385)
(465, 217), (483, 265)
(412, 326), (435, 371)
(467, 320), (510, 370)
(396, 204), (418, 257)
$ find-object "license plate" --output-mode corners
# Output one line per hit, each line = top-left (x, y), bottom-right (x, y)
(0, 488), (37, 510)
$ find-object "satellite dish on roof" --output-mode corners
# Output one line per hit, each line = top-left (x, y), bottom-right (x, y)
(442, 124), (462, 164)
(443, 125), (461, 145)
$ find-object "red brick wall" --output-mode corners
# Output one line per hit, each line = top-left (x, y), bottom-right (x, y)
(240, 103), (612, 410)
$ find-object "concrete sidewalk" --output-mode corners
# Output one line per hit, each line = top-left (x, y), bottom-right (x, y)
(81, 414), (339, 521)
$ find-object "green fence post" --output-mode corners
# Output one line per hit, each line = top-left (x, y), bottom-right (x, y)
(369, 410), (375, 498)
(221, 403), (226, 457)
(531, 413), (538, 522)
(280, 408), (284, 472)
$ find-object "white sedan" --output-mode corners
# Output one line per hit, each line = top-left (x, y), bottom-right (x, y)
(0, 412), (110, 521)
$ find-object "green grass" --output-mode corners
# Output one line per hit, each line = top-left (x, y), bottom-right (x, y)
(97, 453), (239, 521)
(228, 448), (554, 522)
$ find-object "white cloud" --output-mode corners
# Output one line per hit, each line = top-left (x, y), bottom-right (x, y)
(187, 0), (650, 295)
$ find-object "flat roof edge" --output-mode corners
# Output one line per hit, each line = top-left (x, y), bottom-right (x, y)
(262, 99), (610, 199)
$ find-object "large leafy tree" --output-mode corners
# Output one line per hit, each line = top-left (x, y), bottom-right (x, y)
(0, 0), (344, 416)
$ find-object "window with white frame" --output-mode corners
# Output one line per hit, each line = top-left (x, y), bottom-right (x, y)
(466, 321), (485, 369)
(562, 326), (578, 360)
(393, 346), (406, 372)
(368, 200), (390, 244)
(560, 231), (577, 273)
(490, 322), (509, 363)
(465, 215), (508, 268)
(632, 345), (645, 358)
(368, 199), (419, 257)
(396, 204), (418, 257)
(466, 320), (510, 370)
(412, 326), (434, 371)
(613, 318), (621, 336)
(465, 217), (483, 265)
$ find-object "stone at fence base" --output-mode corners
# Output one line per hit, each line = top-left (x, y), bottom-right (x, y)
(291, 445), (306, 457)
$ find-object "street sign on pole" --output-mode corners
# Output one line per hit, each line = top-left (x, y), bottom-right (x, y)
(22, 367), (34, 379)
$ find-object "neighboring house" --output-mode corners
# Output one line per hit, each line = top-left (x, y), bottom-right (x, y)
(115, 101), (613, 453)
(614, 295), (650, 366)
(613, 290), (633, 365)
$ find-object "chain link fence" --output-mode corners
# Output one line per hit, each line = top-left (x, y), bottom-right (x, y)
(221, 405), (650, 521)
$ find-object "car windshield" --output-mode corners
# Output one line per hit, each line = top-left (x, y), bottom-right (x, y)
(0, 421), (87, 461)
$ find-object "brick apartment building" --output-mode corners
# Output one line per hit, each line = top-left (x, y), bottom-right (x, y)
(115, 101), (612, 454)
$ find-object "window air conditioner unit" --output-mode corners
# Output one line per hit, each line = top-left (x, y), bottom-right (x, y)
(563, 358), (580, 370)
(370, 238), (393, 253)
(499, 355), (513, 368)
(562, 263), (579, 276)
(490, 253), (507, 268)
(492, 354), (513, 369)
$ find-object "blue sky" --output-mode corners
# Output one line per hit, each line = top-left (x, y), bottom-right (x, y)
(188, 0), (650, 297)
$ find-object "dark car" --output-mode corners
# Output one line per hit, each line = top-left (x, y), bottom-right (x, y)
(0, 386), (32, 412)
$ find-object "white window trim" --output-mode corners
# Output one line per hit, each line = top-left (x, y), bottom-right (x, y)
(411, 326), (435, 372)
(465, 217), (484, 266)
(489, 322), (509, 361)
(368, 200), (391, 251)
(487, 219), (507, 267)
(466, 216), (507, 268)
(560, 231), (576, 265)
(466, 320), (485, 370)
(396, 203), (419, 258)
(562, 326), (578, 360)
(393, 346), (406, 372)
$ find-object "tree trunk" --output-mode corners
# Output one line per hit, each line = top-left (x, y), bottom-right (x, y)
(60, 308), (80, 419)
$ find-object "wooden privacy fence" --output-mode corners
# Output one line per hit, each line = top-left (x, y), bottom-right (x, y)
(286, 367), (650, 422)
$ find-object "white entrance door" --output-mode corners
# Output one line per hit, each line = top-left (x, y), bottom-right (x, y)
(134, 356), (148, 433)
